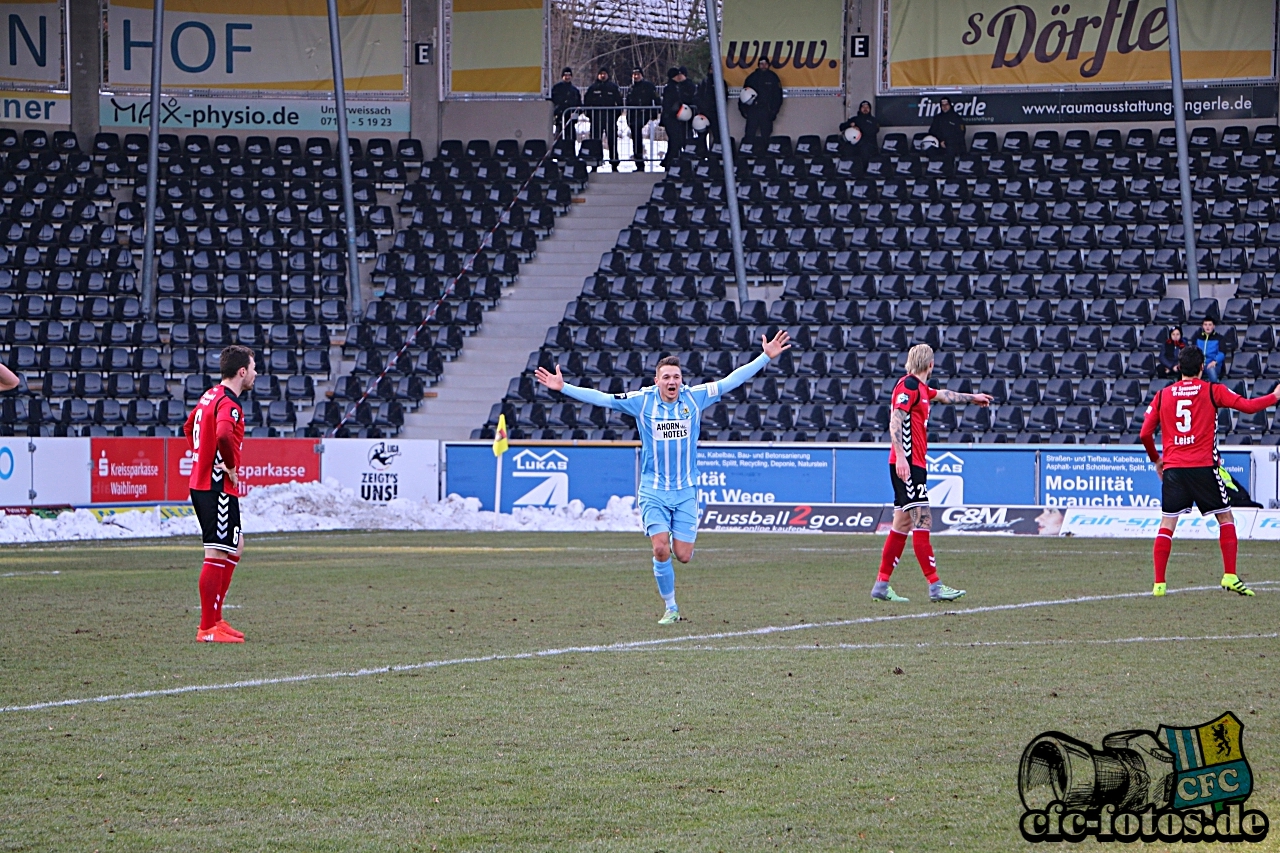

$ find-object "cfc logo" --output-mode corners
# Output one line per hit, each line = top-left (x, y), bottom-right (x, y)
(1018, 713), (1268, 843)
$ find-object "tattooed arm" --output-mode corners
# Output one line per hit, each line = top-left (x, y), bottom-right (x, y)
(933, 389), (993, 406)
(889, 407), (911, 482)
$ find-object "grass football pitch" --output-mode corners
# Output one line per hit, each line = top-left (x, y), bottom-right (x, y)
(1, 531), (1278, 852)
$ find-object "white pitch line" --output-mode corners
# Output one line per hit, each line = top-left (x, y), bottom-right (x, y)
(0, 570), (61, 578)
(1, 581), (1274, 714)
(651, 631), (1280, 653)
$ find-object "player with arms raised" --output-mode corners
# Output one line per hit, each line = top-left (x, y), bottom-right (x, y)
(1140, 345), (1280, 597)
(184, 345), (256, 642)
(536, 331), (790, 624)
(873, 344), (992, 603)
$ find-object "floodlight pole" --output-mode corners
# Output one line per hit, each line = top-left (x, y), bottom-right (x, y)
(1166, 0), (1201, 307)
(327, 0), (364, 318)
(703, 0), (749, 305)
(139, 0), (164, 321)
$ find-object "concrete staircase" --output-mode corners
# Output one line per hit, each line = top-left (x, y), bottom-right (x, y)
(399, 170), (661, 439)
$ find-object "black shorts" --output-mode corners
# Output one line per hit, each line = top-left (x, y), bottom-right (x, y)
(890, 463), (930, 510)
(191, 488), (242, 553)
(1162, 466), (1230, 517)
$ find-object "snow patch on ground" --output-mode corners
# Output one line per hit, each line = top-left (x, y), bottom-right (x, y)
(0, 480), (643, 544)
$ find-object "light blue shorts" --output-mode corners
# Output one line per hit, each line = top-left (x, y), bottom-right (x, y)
(639, 487), (699, 543)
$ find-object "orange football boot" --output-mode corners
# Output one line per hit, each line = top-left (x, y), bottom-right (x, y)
(196, 623), (244, 643)
(216, 620), (244, 639)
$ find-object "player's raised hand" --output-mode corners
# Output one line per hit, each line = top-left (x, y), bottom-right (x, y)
(761, 330), (791, 359)
(971, 393), (994, 407)
(534, 364), (565, 391)
(1272, 381), (1280, 399)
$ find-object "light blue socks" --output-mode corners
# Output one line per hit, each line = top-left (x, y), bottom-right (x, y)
(652, 557), (677, 610)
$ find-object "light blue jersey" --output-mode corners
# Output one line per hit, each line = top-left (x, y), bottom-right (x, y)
(559, 352), (771, 492)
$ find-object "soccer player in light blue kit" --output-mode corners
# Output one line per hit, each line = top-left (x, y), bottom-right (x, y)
(535, 330), (791, 623)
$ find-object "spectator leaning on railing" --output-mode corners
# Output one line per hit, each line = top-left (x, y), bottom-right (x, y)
(584, 68), (623, 171)
(549, 67), (582, 150)
(625, 68), (659, 168)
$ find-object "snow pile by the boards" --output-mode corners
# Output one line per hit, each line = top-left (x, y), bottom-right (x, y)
(0, 480), (643, 543)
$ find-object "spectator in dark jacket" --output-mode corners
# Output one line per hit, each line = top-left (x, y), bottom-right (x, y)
(839, 99), (879, 164)
(695, 64), (728, 146)
(1195, 317), (1225, 382)
(660, 67), (696, 166)
(550, 68), (582, 152)
(927, 97), (966, 153)
(625, 68), (659, 168)
(1157, 326), (1187, 378)
(584, 68), (624, 171)
(740, 57), (782, 139)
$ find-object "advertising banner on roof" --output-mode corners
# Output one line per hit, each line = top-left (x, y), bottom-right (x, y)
(720, 0), (844, 91)
(0, 1), (64, 90)
(102, 0), (406, 96)
(884, 0), (1276, 91)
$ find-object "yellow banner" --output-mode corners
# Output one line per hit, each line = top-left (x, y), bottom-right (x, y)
(888, 0), (1275, 89)
(447, 0), (544, 95)
(721, 0), (843, 90)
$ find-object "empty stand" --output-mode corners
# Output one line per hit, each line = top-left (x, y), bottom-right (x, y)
(1, 131), (584, 439)
(479, 124), (1280, 444)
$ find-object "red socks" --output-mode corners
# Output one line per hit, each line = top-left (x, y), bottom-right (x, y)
(198, 557), (228, 631)
(220, 552), (240, 607)
(1153, 520), (1236, 584)
(880, 529), (940, 584)
(1219, 521), (1238, 576)
(912, 530), (939, 584)
(878, 530), (908, 581)
(1153, 529), (1173, 584)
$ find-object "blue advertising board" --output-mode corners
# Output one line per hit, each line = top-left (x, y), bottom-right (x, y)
(834, 447), (1038, 505)
(695, 447), (834, 505)
(446, 445), (637, 512)
(1041, 450), (1250, 508)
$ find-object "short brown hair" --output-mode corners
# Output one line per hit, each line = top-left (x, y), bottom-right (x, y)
(220, 345), (254, 379)
(655, 355), (681, 373)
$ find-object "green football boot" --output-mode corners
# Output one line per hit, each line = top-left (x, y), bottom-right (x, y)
(871, 581), (909, 602)
(1221, 574), (1256, 596)
(928, 581), (966, 602)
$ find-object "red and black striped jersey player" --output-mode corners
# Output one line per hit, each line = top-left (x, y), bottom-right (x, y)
(1140, 345), (1280, 597)
(183, 345), (256, 643)
(873, 344), (992, 603)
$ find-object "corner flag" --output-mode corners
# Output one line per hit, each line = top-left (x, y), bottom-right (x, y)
(492, 413), (509, 457)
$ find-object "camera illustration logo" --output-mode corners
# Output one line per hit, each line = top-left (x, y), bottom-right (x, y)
(1018, 713), (1269, 843)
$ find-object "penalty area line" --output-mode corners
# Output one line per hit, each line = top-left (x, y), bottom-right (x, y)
(1, 581), (1274, 714)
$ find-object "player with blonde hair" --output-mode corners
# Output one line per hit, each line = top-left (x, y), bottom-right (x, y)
(873, 344), (992, 603)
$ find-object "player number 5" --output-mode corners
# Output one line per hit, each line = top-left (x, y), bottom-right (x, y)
(192, 410), (203, 449)
(1175, 399), (1192, 433)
